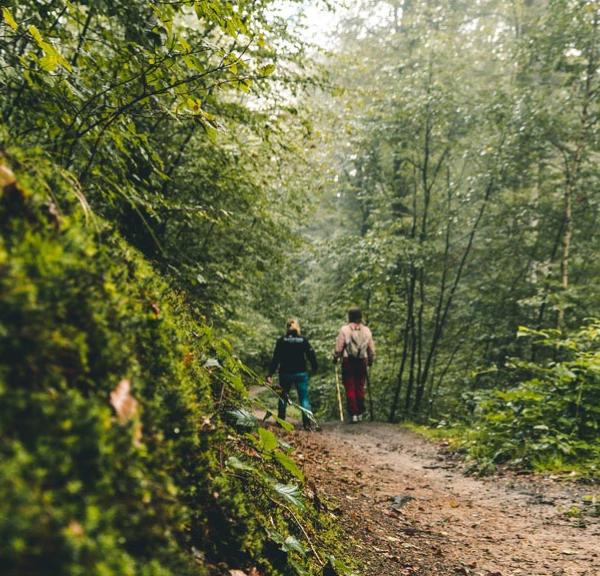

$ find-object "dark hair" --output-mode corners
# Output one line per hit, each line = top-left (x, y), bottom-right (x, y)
(348, 307), (362, 323)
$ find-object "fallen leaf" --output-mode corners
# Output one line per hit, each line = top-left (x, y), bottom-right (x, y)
(110, 379), (142, 445)
(66, 520), (84, 538)
(0, 164), (16, 187)
(201, 416), (216, 431)
(110, 379), (138, 424)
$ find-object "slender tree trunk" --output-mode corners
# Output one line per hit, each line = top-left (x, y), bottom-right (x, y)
(422, 173), (453, 414)
(71, 5), (96, 67)
(390, 169), (419, 420)
(535, 219), (564, 331)
(419, 168), (499, 393)
(428, 336), (464, 420)
(413, 105), (431, 415)
(405, 297), (418, 412)
(388, 291), (411, 421)
(557, 13), (597, 328)
(557, 173), (573, 329)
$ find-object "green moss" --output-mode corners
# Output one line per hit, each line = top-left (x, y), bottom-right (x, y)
(0, 151), (351, 576)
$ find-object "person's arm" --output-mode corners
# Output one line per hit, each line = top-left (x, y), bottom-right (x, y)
(267, 338), (281, 381)
(305, 338), (318, 374)
(333, 326), (346, 362)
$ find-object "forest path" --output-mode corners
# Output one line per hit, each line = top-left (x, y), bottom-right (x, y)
(287, 423), (599, 576)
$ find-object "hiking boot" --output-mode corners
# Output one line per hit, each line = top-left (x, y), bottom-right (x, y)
(357, 414), (363, 422)
(351, 415), (358, 424)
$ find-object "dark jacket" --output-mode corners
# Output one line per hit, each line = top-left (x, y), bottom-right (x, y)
(268, 332), (318, 376)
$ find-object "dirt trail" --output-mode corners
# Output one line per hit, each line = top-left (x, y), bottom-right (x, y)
(288, 423), (599, 576)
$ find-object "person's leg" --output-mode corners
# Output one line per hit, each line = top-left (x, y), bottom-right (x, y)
(277, 373), (292, 421)
(355, 359), (367, 416)
(294, 372), (313, 428)
(342, 358), (358, 417)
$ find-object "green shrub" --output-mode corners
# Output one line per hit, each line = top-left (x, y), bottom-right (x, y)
(461, 323), (600, 476)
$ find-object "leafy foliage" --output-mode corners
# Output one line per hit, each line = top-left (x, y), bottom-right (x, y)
(461, 321), (600, 475)
(0, 0), (318, 341)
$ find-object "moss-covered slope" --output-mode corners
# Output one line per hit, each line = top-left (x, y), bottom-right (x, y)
(0, 151), (347, 576)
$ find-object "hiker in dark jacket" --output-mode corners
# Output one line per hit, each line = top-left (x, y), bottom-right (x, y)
(267, 319), (318, 430)
(333, 307), (375, 423)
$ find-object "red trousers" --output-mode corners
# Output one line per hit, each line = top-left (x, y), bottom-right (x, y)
(342, 357), (367, 416)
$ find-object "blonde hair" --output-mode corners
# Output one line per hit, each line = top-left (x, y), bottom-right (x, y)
(286, 318), (301, 335)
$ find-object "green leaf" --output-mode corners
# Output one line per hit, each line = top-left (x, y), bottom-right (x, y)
(227, 408), (258, 431)
(258, 64), (276, 76)
(258, 427), (278, 452)
(28, 25), (72, 73)
(225, 456), (255, 473)
(275, 450), (304, 482)
(273, 483), (304, 510)
(269, 531), (307, 556)
(204, 124), (218, 143)
(237, 78), (253, 93)
(274, 416), (294, 432)
(28, 24), (45, 47)
(283, 535), (307, 556)
(269, 531), (308, 557)
(2, 7), (18, 31)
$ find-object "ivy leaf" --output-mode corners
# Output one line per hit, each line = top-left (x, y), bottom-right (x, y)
(227, 408), (258, 431)
(283, 535), (307, 556)
(269, 531), (307, 556)
(226, 456), (255, 473)
(273, 483), (304, 510)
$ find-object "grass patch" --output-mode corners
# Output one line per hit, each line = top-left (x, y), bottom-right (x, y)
(401, 422), (464, 449)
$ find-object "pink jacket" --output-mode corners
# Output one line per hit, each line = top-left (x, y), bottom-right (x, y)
(334, 322), (375, 362)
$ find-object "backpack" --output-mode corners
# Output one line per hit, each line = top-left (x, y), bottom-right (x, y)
(345, 325), (369, 359)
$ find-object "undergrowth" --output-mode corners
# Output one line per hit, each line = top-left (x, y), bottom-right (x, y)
(407, 324), (600, 480)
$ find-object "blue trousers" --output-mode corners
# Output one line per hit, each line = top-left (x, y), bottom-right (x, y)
(278, 371), (312, 426)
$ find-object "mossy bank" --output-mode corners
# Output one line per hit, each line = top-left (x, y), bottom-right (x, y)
(0, 148), (350, 576)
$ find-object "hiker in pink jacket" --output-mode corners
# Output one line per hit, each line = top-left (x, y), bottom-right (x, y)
(333, 307), (375, 423)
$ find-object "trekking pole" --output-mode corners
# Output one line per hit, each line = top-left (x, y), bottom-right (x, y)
(334, 364), (344, 422)
(365, 366), (374, 422)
